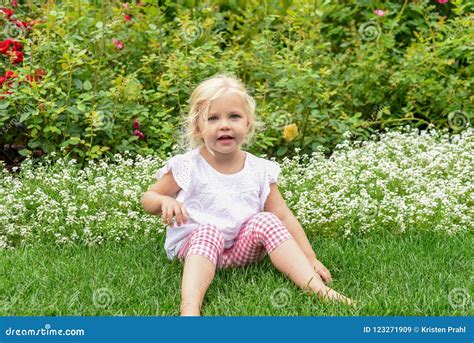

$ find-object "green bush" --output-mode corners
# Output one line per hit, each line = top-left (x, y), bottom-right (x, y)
(0, 0), (472, 165)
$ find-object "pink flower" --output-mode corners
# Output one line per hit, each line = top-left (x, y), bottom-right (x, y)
(437, 0), (449, 3)
(112, 38), (124, 50)
(122, 2), (130, 9)
(133, 118), (140, 129)
(374, 9), (385, 17)
(11, 0), (18, 7)
(133, 129), (145, 140)
(124, 14), (132, 22)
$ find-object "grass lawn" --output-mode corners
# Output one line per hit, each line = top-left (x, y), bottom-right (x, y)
(1, 230), (471, 316)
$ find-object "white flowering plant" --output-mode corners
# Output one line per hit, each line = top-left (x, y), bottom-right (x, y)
(279, 126), (473, 238)
(0, 126), (472, 250)
(0, 152), (164, 249)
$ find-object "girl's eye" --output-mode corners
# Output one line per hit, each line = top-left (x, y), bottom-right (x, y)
(208, 114), (241, 121)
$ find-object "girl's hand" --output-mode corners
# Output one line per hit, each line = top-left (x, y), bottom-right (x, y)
(309, 256), (333, 284)
(160, 196), (188, 227)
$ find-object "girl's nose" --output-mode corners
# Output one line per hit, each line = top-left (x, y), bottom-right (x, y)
(219, 119), (231, 129)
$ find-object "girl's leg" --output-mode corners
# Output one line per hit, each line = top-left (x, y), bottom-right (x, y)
(225, 212), (353, 304)
(269, 238), (353, 304)
(180, 255), (216, 316)
(177, 224), (225, 316)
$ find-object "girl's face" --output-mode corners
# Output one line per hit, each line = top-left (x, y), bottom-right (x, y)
(196, 91), (249, 155)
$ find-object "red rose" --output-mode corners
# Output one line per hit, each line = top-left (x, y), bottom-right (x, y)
(0, 8), (14, 20)
(10, 50), (23, 63)
(0, 70), (16, 87)
(133, 129), (145, 140)
(112, 38), (124, 50)
(0, 39), (23, 54)
(133, 118), (140, 129)
(4, 70), (16, 78)
(0, 40), (11, 54)
(35, 68), (46, 78)
(124, 14), (132, 22)
(26, 69), (46, 84)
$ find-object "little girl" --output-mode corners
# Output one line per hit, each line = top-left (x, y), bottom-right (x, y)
(141, 74), (354, 316)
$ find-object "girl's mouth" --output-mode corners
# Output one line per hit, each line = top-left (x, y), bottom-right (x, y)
(217, 136), (234, 142)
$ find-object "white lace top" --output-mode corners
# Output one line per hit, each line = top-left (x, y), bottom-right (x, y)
(155, 147), (281, 259)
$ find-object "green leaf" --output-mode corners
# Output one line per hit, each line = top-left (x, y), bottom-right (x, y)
(83, 80), (92, 91)
(0, 101), (10, 110)
(28, 140), (41, 149)
(44, 126), (61, 134)
(311, 142), (320, 151)
(20, 111), (31, 122)
(73, 78), (83, 89)
(18, 149), (32, 157)
(303, 136), (313, 145)
(70, 136), (81, 144)
(276, 146), (288, 156)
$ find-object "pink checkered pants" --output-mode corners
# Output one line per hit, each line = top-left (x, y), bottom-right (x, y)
(177, 212), (293, 269)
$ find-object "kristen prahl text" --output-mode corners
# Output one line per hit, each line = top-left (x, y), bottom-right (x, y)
(363, 326), (466, 334)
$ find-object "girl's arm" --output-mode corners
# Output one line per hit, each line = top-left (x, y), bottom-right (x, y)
(264, 183), (333, 283)
(142, 171), (189, 226)
(141, 171), (181, 215)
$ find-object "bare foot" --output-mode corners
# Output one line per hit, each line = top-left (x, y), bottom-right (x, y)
(316, 286), (356, 306)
